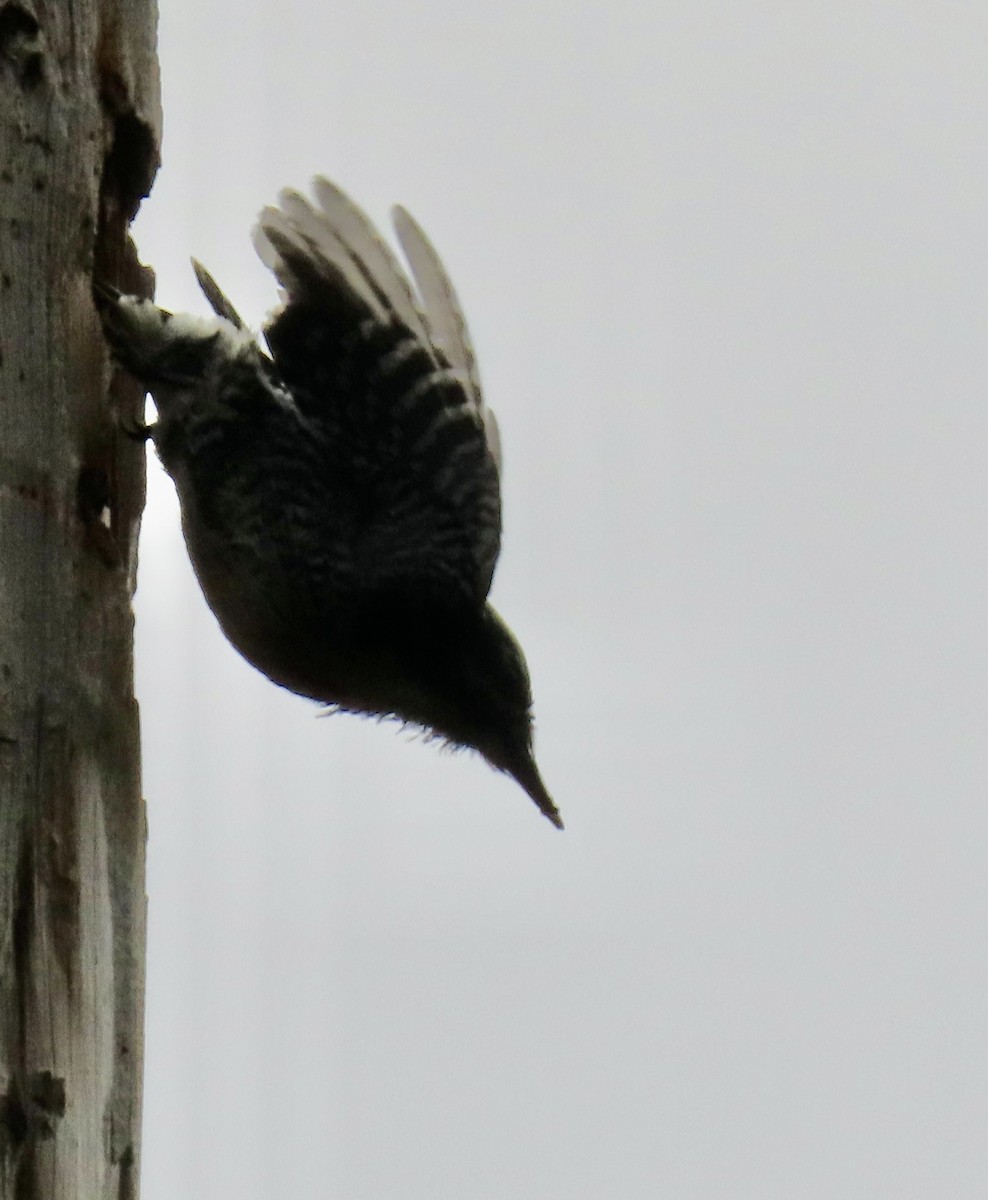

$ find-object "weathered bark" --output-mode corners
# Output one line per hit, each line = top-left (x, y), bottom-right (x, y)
(0, 0), (159, 1196)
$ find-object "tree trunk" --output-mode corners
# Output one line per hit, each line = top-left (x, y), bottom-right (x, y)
(0, 0), (159, 1196)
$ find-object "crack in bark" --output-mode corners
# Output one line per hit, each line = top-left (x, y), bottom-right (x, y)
(0, 3), (43, 90)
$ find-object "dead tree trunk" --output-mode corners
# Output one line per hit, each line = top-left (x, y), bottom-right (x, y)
(0, 0), (159, 1195)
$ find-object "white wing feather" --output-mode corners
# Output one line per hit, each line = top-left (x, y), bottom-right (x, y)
(254, 183), (434, 351)
(392, 204), (500, 469)
(252, 180), (501, 472)
(391, 205), (483, 408)
(310, 177), (433, 345)
(253, 195), (387, 322)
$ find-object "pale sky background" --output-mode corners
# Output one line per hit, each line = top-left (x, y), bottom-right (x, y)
(133, 4), (988, 1197)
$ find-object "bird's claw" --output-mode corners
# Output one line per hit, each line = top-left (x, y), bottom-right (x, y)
(119, 415), (154, 442)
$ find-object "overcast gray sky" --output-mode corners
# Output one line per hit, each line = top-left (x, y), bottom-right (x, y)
(134, 4), (988, 1196)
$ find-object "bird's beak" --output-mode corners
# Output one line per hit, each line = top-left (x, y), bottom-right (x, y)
(510, 754), (564, 830)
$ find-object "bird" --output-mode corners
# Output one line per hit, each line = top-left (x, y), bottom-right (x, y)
(97, 177), (561, 829)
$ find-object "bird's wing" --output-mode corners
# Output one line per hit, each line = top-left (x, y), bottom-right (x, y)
(252, 180), (503, 605)
(254, 182), (434, 345)
(391, 205), (501, 472)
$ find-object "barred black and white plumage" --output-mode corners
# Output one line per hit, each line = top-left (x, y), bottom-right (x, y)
(98, 177), (561, 828)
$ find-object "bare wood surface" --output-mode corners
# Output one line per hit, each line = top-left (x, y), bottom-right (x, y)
(0, 0), (160, 1195)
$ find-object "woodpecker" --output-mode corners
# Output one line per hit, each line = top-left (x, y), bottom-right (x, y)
(98, 177), (561, 828)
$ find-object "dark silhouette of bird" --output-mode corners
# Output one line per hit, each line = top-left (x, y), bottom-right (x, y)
(97, 177), (561, 828)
